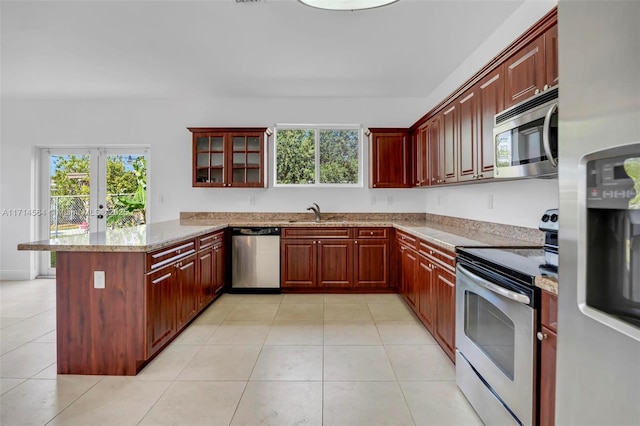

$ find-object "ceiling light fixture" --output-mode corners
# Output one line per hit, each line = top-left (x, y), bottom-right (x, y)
(298, 0), (399, 11)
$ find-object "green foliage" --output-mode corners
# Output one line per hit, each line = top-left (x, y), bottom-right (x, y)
(107, 157), (147, 226)
(276, 129), (316, 184)
(107, 156), (138, 194)
(275, 128), (359, 185)
(319, 129), (358, 184)
(50, 155), (91, 196)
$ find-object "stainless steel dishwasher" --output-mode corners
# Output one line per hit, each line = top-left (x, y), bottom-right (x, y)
(231, 227), (281, 291)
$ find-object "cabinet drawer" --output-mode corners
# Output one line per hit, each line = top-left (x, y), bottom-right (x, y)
(395, 230), (418, 250)
(197, 231), (224, 250)
(283, 227), (353, 239)
(147, 240), (196, 271)
(418, 241), (456, 269)
(357, 227), (389, 239)
(541, 290), (558, 332)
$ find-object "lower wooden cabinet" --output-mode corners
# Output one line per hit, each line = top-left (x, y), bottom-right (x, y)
(396, 230), (457, 362)
(176, 254), (198, 329)
(281, 227), (391, 291)
(539, 289), (558, 426)
(146, 265), (178, 356)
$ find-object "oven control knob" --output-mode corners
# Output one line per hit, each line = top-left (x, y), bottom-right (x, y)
(537, 332), (548, 341)
(542, 214), (550, 222)
(550, 214), (558, 222)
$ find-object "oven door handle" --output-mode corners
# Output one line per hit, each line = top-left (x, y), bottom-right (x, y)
(542, 103), (558, 167)
(458, 265), (531, 305)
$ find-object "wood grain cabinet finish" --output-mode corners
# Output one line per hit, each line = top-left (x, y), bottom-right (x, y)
(368, 128), (411, 188)
(428, 115), (444, 185)
(476, 65), (505, 178)
(54, 232), (226, 376)
(504, 34), (546, 109)
(441, 105), (458, 183)
(539, 289), (558, 426)
(414, 123), (430, 187)
(189, 127), (269, 188)
(396, 236), (457, 362)
(457, 87), (478, 182)
(282, 227), (391, 291)
(545, 24), (559, 88)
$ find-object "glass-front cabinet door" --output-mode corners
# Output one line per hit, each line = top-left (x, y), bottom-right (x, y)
(190, 128), (269, 188)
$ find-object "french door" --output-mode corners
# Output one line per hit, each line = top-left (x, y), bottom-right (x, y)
(39, 147), (148, 276)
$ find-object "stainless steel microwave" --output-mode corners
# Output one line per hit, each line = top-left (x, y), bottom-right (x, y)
(493, 87), (558, 178)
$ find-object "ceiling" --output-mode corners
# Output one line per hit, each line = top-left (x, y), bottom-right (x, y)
(1, 0), (526, 99)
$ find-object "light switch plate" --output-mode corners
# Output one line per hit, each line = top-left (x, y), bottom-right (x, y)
(94, 271), (105, 289)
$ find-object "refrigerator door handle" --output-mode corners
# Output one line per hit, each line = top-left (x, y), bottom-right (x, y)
(543, 103), (558, 167)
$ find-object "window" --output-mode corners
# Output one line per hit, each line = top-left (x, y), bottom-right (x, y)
(274, 125), (361, 186)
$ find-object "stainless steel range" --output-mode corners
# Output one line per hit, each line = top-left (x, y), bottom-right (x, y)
(455, 211), (558, 426)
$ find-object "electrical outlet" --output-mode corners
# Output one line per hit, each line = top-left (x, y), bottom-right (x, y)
(371, 196), (376, 205)
(437, 195), (442, 206)
(249, 196), (256, 206)
(387, 196), (393, 206)
(487, 194), (494, 209)
(94, 271), (105, 289)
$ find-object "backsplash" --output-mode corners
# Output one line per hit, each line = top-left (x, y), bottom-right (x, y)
(180, 212), (544, 245)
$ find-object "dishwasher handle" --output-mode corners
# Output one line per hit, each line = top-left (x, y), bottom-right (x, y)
(231, 227), (281, 236)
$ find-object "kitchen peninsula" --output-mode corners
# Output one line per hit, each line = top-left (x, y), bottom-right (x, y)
(18, 214), (543, 375)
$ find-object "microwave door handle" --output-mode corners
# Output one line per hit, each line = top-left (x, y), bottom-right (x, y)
(543, 103), (558, 167)
(458, 265), (531, 305)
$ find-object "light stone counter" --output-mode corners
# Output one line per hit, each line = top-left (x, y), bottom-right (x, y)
(18, 213), (542, 253)
(17, 220), (227, 252)
(535, 275), (559, 295)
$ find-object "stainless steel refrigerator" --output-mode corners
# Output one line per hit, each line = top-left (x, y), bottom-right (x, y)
(557, 1), (640, 425)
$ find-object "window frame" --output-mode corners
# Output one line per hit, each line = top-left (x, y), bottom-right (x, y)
(273, 124), (363, 188)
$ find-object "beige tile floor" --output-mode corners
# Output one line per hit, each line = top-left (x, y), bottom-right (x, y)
(0, 279), (482, 426)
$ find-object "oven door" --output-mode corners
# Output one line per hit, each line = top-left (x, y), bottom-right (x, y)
(456, 264), (536, 426)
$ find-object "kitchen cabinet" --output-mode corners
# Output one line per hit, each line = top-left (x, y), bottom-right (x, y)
(175, 253), (198, 330)
(428, 114), (443, 185)
(189, 127), (270, 188)
(545, 24), (559, 88)
(539, 289), (558, 426)
(476, 65), (504, 178)
(368, 128), (411, 188)
(196, 231), (226, 310)
(353, 228), (390, 288)
(441, 105), (458, 183)
(504, 24), (558, 109)
(457, 87), (478, 182)
(146, 264), (178, 356)
(414, 123), (430, 187)
(396, 234), (457, 362)
(281, 227), (391, 290)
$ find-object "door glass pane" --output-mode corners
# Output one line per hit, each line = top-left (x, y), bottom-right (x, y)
(211, 153), (224, 167)
(247, 153), (260, 166)
(233, 137), (245, 151)
(49, 154), (91, 268)
(247, 136), (260, 150)
(106, 155), (147, 228)
(232, 168), (245, 183)
(247, 169), (260, 183)
(211, 137), (224, 151)
(197, 153), (209, 167)
(197, 137), (209, 151)
(464, 291), (515, 380)
(210, 169), (223, 183)
(233, 153), (246, 166)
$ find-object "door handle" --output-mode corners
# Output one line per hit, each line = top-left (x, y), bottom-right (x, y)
(458, 265), (530, 304)
(542, 103), (558, 167)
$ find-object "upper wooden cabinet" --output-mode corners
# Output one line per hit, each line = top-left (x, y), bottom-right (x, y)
(441, 105), (458, 183)
(189, 127), (270, 188)
(414, 124), (430, 187)
(368, 128), (411, 188)
(505, 24), (559, 109)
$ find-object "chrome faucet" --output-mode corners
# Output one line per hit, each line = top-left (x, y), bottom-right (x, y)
(307, 203), (321, 222)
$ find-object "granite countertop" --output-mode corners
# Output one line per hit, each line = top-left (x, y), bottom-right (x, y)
(18, 215), (539, 253)
(535, 275), (559, 295)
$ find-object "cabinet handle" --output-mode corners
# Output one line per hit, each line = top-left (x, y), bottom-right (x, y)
(543, 84), (549, 90)
(373, 184), (377, 187)
(355, 240), (358, 244)
(537, 332), (548, 341)
(416, 183), (421, 186)
(313, 241), (317, 244)
(370, 232), (374, 235)
(535, 88), (540, 95)
(318, 240), (321, 244)
(478, 174), (483, 179)
(430, 250), (433, 255)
